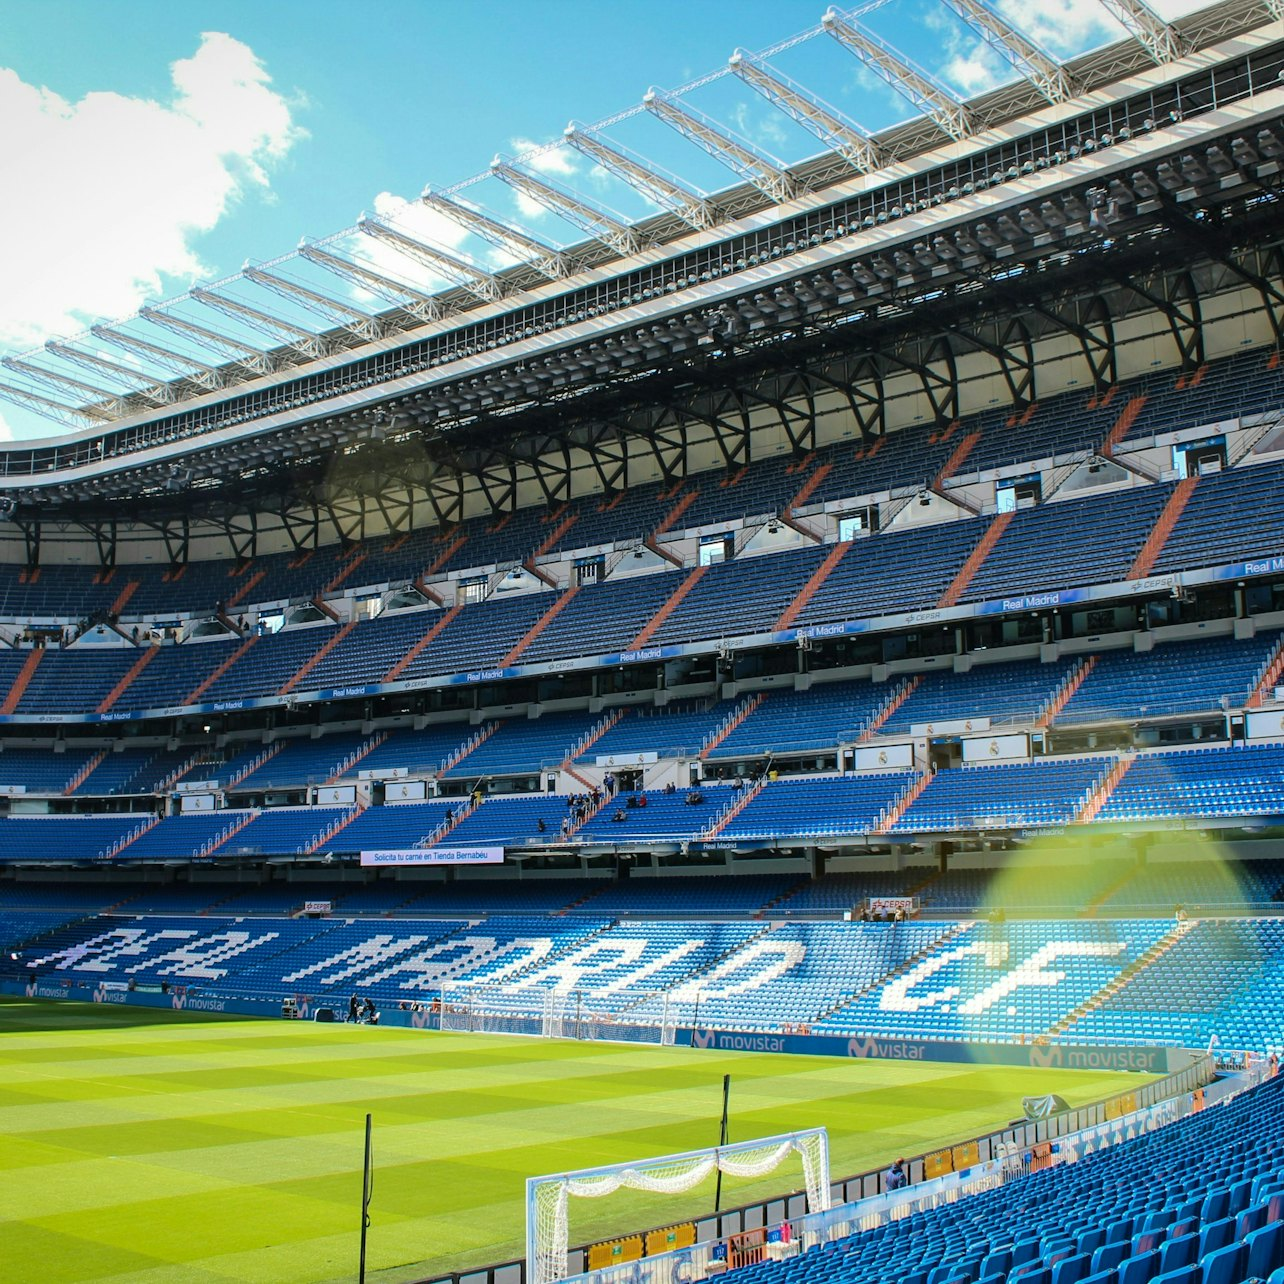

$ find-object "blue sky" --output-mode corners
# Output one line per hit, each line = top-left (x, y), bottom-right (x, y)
(0, 0), (1203, 439)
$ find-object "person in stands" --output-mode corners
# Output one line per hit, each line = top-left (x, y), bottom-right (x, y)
(885, 1158), (908, 1191)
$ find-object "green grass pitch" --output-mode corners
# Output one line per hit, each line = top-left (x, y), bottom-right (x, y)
(1, 997), (1155, 1283)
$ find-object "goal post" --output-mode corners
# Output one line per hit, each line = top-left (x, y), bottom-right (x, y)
(526, 1127), (830, 1284)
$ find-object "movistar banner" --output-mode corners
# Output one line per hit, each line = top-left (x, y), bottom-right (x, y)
(677, 1027), (1179, 1073)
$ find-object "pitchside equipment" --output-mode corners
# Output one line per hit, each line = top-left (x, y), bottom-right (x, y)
(437, 985), (678, 1044)
(526, 1127), (830, 1284)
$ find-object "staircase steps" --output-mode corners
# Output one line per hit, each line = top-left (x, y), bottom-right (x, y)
(1175, 363), (1209, 391)
(653, 488), (700, 538)
(109, 580), (140, 615)
(1075, 755), (1135, 825)
(532, 510), (579, 559)
(817, 920), (972, 1022)
(227, 742), (283, 789)
(1084, 859), (1146, 917)
(97, 644), (159, 713)
(874, 770), (933, 835)
(384, 605), (461, 683)
(1045, 920), (1191, 1035)
(307, 804), (366, 854)
(501, 586), (580, 665)
(700, 693), (765, 759)
(1037, 655), (1097, 728)
(1, 648), (43, 715)
(278, 622), (356, 696)
(776, 541), (851, 629)
(327, 731), (390, 783)
(629, 566), (707, 649)
(443, 721), (500, 774)
(226, 568), (268, 609)
(937, 511), (1014, 608)
(1100, 393), (1148, 455)
(567, 709), (626, 764)
(860, 676), (921, 740)
(785, 461), (833, 515)
(64, 750), (108, 796)
(1248, 636), (1284, 707)
(703, 776), (766, 838)
(426, 533), (467, 576)
(1127, 476), (1198, 579)
(933, 429), (983, 485)
(201, 811), (259, 858)
(106, 817), (160, 858)
(324, 554), (366, 593)
(183, 635), (258, 704)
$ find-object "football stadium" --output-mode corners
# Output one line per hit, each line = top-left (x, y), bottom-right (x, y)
(5, 1), (1284, 1282)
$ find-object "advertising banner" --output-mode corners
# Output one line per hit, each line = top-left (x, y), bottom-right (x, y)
(359, 846), (504, 867)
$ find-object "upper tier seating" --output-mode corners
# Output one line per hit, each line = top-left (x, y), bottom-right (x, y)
(710, 681), (893, 759)
(441, 711), (602, 778)
(893, 758), (1112, 832)
(1097, 743), (1284, 822)
(1056, 633), (1281, 725)
(0, 814), (143, 862)
(575, 786), (733, 842)
(878, 658), (1073, 734)
(720, 773), (915, 841)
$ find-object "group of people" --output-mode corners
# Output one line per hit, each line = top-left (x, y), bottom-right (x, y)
(348, 994), (379, 1025)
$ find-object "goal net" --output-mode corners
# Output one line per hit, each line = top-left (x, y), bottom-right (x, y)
(526, 1128), (830, 1284)
(437, 985), (679, 1045)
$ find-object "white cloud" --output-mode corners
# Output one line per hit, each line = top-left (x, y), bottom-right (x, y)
(342, 189), (497, 296)
(509, 137), (579, 178)
(993, 0), (1122, 58)
(0, 410), (15, 441)
(0, 32), (303, 351)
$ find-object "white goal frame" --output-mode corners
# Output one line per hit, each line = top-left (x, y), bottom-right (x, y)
(526, 1127), (830, 1284)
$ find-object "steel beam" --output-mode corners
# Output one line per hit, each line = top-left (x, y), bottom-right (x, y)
(356, 219), (502, 302)
(937, 0), (1073, 103)
(243, 266), (386, 340)
(297, 243), (445, 323)
(489, 157), (643, 256)
(421, 187), (567, 279)
(140, 306), (275, 374)
(42, 341), (176, 405)
(190, 288), (329, 358)
(91, 326), (226, 390)
(1097, 0), (1188, 64)
(642, 89), (801, 204)
(822, 7), (972, 140)
(563, 123), (718, 229)
(729, 50), (882, 174)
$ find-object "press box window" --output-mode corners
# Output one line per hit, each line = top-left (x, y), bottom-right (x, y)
(699, 533), (732, 566)
(457, 576), (487, 605)
(838, 506), (879, 540)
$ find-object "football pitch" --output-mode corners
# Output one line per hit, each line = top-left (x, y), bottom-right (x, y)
(1, 998), (1156, 1284)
